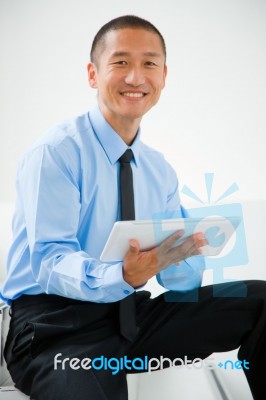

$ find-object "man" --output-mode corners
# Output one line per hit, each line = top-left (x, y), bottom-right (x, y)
(1, 15), (266, 400)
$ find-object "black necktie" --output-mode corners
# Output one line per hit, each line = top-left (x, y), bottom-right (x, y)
(118, 149), (138, 341)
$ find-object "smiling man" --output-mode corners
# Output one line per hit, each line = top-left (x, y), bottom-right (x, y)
(87, 27), (167, 144)
(1, 15), (266, 400)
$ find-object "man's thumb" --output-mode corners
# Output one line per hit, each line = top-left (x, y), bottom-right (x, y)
(129, 239), (140, 254)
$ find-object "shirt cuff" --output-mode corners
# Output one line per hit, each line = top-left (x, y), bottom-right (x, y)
(103, 262), (135, 301)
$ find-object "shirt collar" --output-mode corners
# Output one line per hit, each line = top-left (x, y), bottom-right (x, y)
(88, 105), (141, 166)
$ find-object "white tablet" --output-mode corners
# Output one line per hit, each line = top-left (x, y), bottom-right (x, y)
(100, 216), (241, 262)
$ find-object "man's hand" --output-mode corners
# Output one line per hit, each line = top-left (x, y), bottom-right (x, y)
(123, 230), (208, 288)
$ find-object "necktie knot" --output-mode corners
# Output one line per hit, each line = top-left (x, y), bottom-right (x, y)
(119, 149), (134, 164)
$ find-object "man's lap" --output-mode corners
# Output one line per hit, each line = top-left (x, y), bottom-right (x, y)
(4, 280), (266, 398)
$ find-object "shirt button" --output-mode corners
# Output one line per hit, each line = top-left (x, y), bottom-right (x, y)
(124, 290), (130, 295)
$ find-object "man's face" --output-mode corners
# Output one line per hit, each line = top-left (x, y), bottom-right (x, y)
(88, 28), (167, 130)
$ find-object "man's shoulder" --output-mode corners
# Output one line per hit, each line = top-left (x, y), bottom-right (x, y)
(139, 141), (177, 180)
(140, 141), (170, 165)
(140, 141), (164, 158)
(31, 113), (91, 149)
(20, 113), (94, 164)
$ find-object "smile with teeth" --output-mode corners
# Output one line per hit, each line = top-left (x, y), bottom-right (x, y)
(121, 92), (146, 98)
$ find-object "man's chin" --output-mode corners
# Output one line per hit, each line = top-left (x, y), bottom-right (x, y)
(118, 105), (153, 121)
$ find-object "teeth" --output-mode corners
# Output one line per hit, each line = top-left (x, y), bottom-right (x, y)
(122, 92), (145, 98)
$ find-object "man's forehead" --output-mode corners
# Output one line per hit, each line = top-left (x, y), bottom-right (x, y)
(109, 50), (163, 59)
(105, 27), (160, 40)
(103, 28), (165, 55)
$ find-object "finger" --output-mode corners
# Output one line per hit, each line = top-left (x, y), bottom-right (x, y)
(184, 232), (207, 250)
(192, 233), (208, 251)
(128, 239), (140, 255)
(159, 229), (185, 252)
(191, 248), (203, 256)
(193, 232), (207, 243)
(169, 233), (207, 261)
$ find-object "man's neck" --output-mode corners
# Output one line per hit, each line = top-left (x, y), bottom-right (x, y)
(99, 106), (141, 145)
(113, 120), (140, 145)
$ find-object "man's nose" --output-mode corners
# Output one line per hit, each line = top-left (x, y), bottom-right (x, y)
(124, 67), (145, 86)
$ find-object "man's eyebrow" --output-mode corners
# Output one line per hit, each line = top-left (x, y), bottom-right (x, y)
(110, 51), (162, 58)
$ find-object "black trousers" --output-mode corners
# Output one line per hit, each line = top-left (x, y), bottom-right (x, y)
(4, 280), (266, 400)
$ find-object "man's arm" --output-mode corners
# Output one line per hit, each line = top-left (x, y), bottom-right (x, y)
(14, 144), (133, 302)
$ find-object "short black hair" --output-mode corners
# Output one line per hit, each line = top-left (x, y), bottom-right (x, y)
(90, 15), (166, 66)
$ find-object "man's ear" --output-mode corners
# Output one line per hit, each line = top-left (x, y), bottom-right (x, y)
(87, 63), (98, 88)
(162, 64), (167, 89)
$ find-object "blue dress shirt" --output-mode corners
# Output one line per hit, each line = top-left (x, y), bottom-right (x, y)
(0, 106), (205, 304)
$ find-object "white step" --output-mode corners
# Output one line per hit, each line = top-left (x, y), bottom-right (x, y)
(0, 387), (29, 399)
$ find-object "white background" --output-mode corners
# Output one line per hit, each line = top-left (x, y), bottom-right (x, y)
(1, 0), (266, 205)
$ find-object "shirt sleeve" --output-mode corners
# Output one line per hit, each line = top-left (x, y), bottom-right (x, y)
(156, 164), (206, 291)
(18, 144), (134, 302)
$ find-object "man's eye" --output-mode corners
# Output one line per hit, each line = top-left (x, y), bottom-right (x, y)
(115, 61), (127, 65)
(145, 61), (157, 67)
